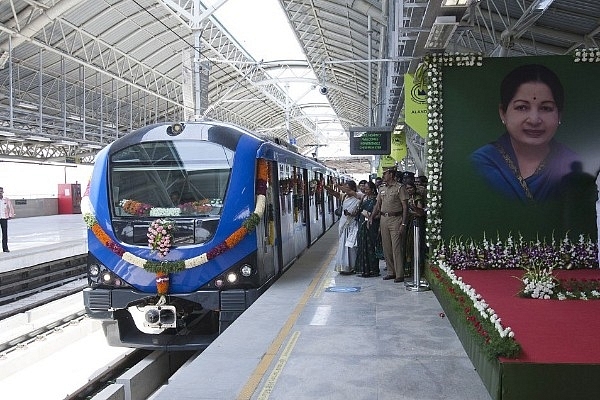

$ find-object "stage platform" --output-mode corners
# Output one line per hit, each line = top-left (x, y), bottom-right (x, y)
(0, 214), (87, 271)
(150, 227), (490, 400)
(430, 267), (600, 400)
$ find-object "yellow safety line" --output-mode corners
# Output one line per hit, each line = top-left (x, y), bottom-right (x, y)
(256, 331), (301, 399)
(236, 250), (334, 400)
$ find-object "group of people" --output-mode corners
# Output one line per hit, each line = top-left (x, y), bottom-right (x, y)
(325, 169), (427, 282)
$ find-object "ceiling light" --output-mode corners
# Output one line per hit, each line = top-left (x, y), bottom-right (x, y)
(441, 0), (470, 6)
(425, 16), (459, 50)
(26, 135), (52, 142)
(82, 144), (103, 150)
(17, 102), (38, 110)
(57, 140), (79, 146)
(535, 0), (554, 11)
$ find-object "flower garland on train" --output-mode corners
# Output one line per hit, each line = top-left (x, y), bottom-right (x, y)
(82, 159), (270, 294)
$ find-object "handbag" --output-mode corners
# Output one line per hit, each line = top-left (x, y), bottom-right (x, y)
(335, 205), (343, 217)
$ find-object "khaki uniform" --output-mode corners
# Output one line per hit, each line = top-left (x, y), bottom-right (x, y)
(377, 181), (408, 278)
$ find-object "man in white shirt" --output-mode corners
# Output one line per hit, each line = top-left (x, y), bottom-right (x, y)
(0, 187), (15, 252)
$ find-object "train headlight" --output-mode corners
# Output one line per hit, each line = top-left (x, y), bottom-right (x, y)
(102, 272), (112, 283)
(226, 272), (238, 284)
(89, 264), (100, 277)
(241, 264), (252, 277)
(215, 279), (224, 288)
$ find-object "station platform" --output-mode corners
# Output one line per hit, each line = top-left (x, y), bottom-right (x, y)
(151, 227), (491, 400)
(0, 214), (87, 271)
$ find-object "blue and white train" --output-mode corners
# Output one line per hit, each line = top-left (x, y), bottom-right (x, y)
(82, 120), (341, 350)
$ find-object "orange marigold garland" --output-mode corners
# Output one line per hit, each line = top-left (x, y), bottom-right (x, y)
(225, 226), (249, 248)
(155, 271), (170, 296)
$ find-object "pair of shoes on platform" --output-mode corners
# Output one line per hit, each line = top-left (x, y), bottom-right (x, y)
(382, 275), (396, 280)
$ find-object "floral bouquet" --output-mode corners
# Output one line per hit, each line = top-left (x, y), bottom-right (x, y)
(519, 263), (558, 299)
(147, 219), (175, 257)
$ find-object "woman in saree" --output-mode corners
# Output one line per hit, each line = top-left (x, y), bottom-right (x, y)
(355, 181), (381, 277)
(325, 180), (362, 274)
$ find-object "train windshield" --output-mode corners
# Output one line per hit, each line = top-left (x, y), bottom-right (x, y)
(110, 140), (233, 219)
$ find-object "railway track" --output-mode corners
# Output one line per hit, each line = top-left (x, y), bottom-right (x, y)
(1, 254), (201, 400)
(0, 254), (87, 319)
(65, 348), (199, 400)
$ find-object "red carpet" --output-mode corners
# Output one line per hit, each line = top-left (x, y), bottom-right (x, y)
(455, 269), (600, 364)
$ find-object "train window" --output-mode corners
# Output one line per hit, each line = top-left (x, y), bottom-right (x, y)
(110, 140), (233, 220)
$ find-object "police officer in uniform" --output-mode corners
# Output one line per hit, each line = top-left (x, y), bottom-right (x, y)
(369, 168), (409, 282)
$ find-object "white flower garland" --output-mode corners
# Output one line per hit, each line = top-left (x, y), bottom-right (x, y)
(439, 260), (514, 339)
(150, 207), (181, 217)
(424, 53), (483, 253)
(573, 48), (600, 63)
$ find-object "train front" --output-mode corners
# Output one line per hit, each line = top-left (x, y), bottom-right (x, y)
(82, 121), (267, 350)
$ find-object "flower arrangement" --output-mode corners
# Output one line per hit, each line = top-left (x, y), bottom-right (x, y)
(519, 263), (557, 299)
(437, 233), (598, 271)
(518, 265), (600, 301)
(179, 201), (211, 214)
(120, 199), (152, 216)
(147, 219), (175, 257)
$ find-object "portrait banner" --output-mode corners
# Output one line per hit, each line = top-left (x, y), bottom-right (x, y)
(423, 53), (600, 245)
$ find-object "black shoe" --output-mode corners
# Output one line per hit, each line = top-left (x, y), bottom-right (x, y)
(394, 277), (404, 283)
(382, 275), (396, 280)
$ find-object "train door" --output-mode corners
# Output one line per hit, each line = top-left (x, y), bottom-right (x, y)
(278, 163), (296, 268)
(292, 166), (308, 256)
(307, 169), (324, 244)
(323, 174), (335, 228)
(256, 160), (281, 278)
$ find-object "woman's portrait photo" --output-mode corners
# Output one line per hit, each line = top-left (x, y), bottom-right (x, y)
(438, 55), (599, 241)
(470, 64), (580, 203)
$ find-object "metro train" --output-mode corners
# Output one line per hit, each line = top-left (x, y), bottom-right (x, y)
(82, 120), (341, 350)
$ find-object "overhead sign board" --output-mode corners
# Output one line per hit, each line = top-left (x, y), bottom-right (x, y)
(349, 126), (392, 155)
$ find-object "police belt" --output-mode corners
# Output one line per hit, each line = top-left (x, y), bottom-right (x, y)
(381, 211), (402, 217)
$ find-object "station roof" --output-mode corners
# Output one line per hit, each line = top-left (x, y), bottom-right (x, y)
(0, 0), (598, 175)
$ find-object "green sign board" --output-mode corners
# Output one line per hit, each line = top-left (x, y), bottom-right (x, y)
(349, 127), (391, 155)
